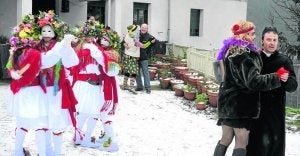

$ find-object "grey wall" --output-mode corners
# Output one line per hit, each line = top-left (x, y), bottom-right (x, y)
(0, 0), (17, 37)
(247, 0), (297, 47)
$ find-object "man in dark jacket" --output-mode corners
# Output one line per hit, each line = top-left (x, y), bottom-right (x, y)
(135, 23), (156, 94)
(247, 27), (298, 156)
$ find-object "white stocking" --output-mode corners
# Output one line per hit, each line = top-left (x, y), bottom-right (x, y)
(84, 118), (97, 141)
(45, 130), (53, 155)
(35, 129), (47, 156)
(14, 128), (27, 156)
(103, 120), (115, 141)
(74, 113), (88, 143)
(53, 132), (63, 155)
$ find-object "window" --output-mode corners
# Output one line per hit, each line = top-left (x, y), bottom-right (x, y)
(87, 1), (105, 24)
(133, 3), (148, 25)
(32, 0), (56, 15)
(190, 9), (202, 36)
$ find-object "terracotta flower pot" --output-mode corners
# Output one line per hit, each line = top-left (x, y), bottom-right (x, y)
(174, 87), (184, 96)
(170, 79), (184, 90)
(196, 102), (207, 110)
(183, 91), (196, 100)
(207, 90), (218, 107)
(149, 70), (156, 80)
(188, 76), (198, 87)
(160, 78), (171, 89)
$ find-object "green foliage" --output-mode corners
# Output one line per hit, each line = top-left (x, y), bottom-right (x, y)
(158, 68), (172, 78)
(286, 106), (300, 130)
(195, 93), (209, 103)
(182, 84), (197, 93)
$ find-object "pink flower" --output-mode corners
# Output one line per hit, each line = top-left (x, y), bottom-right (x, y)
(21, 38), (28, 44)
(29, 37), (34, 42)
(9, 37), (18, 45)
(25, 23), (31, 28)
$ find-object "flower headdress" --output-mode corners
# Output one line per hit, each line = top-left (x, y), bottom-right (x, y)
(102, 26), (122, 50)
(37, 10), (68, 41)
(9, 14), (40, 48)
(72, 20), (105, 38)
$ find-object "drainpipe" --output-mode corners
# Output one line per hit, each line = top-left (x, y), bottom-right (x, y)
(167, 0), (170, 43)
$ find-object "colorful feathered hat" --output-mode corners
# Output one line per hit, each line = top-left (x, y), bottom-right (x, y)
(9, 14), (40, 49)
(37, 10), (68, 41)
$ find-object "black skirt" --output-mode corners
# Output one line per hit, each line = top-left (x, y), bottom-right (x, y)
(217, 118), (254, 131)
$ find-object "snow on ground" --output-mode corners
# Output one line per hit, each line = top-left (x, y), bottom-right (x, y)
(0, 77), (299, 156)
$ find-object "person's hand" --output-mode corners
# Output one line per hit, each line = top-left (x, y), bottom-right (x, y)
(124, 43), (129, 50)
(280, 73), (289, 82)
(151, 39), (156, 43)
(82, 43), (99, 57)
(10, 70), (22, 80)
(134, 41), (144, 48)
(62, 34), (76, 47)
(276, 67), (289, 81)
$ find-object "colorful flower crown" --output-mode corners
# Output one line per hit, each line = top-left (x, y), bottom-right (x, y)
(9, 14), (40, 48)
(37, 10), (68, 41)
(70, 21), (105, 38)
(102, 26), (122, 50)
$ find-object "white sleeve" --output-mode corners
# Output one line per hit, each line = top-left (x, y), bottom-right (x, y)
(60, 46), (79, 68)
(83, 43), (105, 67)
(106, 64), (120, 77)
(41, 43), (62, 69)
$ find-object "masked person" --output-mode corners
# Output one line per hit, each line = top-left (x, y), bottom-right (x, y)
(7, 13), (76, 156)
(35, 10), (79, 156)
(213, 20), (288, 156)
(70, 21), (110, 148)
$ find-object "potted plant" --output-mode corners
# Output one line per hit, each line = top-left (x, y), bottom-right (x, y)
(170, 79), (184, 90)
(182, 84), (197, 100)
(195, 93), (208, 110)
(173, 84), (185, 97)
(148, 67), (157, 80)
(207, 83), (219, 107)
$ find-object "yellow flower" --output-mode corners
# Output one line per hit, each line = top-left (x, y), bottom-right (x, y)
(19, 30), (28, 38)
(48, 10), (54, 14)
(24, 27), (32, 33)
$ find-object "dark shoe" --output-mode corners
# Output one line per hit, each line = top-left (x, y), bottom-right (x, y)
(213, 141), (228, 156)
(232, 148), (246, 156)
(129, 88), (137, 94)
(23, 148), (31, 156)
(146, 89), (151, 94)
(135, 88), (143, 91)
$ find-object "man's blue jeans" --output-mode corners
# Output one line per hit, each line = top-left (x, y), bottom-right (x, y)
(136, 60), (151, 90)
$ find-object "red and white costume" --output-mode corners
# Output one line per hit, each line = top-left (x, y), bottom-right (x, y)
(71, 41), (107, 147)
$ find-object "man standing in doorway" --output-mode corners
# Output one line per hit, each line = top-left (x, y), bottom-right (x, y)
(135, 23), (156, 94)
(247, 27), (298, 156)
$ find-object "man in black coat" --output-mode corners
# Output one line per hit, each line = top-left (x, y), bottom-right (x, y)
(247, 27), (298, 156)
(135, 23), (156, 94)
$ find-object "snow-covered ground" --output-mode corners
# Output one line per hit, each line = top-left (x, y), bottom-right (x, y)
(0, 77), (299, 156)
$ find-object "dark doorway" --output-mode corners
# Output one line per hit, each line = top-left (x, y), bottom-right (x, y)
(88, 1), (106, 24)
(133, 3), (148, 25)
(32, 0), (56, 15)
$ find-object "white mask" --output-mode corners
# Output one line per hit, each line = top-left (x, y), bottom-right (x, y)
(101, 36), (110, 47)
(41, 25), (55, 38)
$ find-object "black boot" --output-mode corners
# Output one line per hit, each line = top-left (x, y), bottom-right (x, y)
(232, 148), (246, 156)
(213, 141), (228, 156)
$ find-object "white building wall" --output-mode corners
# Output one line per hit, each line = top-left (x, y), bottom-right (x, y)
(0, 0), (26, 37)
(170, 0), (247, 50)
(58, 1), (87, 27)
(0, 0), (247, 51)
